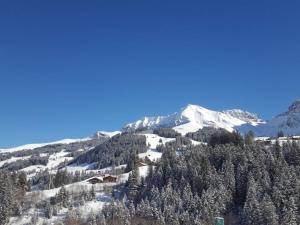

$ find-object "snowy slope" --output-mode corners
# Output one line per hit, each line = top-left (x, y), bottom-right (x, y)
(93, 131), (121, 138)
(0, 130), (118, 153)
(0, 138), (92, 153)
(222, 109), (264, 126)
(124, 104), (264, 135)
(138, 134), (175, 161)
(244, 100), (300, 136)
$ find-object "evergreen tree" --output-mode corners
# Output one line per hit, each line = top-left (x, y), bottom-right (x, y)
(244, 131), (255, 145)
(280, 197), (298, 225)
(45, 201), (53, 219)
(127, 164), (140, 201)
(260, 194), (279, 225)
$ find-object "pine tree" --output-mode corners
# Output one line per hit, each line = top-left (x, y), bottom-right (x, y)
(45, 201), (53, 219)
(56, 185), (69, 208)
(280, 197), (297, 225)
(244, 131), (255, 145)
(0, 173), (13, 225)
(96, 213), (107, 225)
(127, 165), (140, 201)
(89, 185), (96, 200)
(260, 194), (279, 225)
(88, 212), (97, 225)
(243, 177), (261, 225)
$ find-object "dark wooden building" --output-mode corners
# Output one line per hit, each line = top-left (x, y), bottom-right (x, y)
(87, 177), (103, 184)
(103, 175), (117, 183)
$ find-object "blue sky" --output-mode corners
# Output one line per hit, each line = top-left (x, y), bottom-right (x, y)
(0, 0), (299, 147)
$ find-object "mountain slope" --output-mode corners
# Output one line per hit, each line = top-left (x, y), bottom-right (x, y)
(0, 131), (120, 153)
(124, 104), (264, 135)
(0, 138), (92, 153)
(244, 100), (300, 136)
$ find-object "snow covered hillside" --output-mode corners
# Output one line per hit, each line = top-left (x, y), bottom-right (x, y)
(0, 138), (92, 153)
(240, 100), (300, 136)
(0, 131), (119, 153)
(124, 104), (264, 135)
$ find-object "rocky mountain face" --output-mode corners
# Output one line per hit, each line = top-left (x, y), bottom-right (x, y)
(222, 109), (264, 125)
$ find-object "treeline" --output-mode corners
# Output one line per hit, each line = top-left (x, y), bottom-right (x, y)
(185, 127), (224, 142)
(156, 136), (192, 153)
(153, 128), (181, 138)
(0, 138), (107, 165)
(1, 155), (49, 171)
(0, 171), (29, 225)
(71, 133), (147, 169)
(27, 185), (97, 225)
(103, 140), (300, 225)
(31, 169), (105, 190)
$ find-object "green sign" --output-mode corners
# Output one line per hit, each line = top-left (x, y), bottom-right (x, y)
(215, 217), (224, 225)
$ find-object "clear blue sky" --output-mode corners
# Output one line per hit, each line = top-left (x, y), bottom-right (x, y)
(0, 0), (299, 147)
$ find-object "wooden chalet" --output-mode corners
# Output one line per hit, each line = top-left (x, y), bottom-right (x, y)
(87, 177), (103, 184)
(103, 175), (117, 183)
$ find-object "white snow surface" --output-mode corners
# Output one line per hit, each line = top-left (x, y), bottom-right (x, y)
(125, 104), (264, 135)
(143, 133), (175, 149)
(137, 133), (175, 161)
(93, 130), (121, 138)
(0, 138), (92, 153)
(240, 100), (300, 136)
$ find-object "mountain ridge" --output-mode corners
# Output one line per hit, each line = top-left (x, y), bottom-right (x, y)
(124, 104), (265, 135)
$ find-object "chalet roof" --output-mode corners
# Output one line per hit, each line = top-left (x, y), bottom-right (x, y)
(87, 176), (103, 182)
(103, 175), (117, 179)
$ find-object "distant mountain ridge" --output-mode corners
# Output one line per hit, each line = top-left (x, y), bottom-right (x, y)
(243, 100), (300, 136)
(124, 101), (300, 136)
(124, 104), (265, 135)
(2, 100), (300, 151)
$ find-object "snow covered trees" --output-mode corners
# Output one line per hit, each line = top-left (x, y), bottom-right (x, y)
(0, 171), (28, 225)
(72, 133), (147, 170)
(108, 136), (300, 225)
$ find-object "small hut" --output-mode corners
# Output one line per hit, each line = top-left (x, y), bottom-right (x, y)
(87, 177), (103, 184)
(103, 175), (117, 183)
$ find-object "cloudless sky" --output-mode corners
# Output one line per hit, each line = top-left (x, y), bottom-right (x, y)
(0, 0), (300, 147)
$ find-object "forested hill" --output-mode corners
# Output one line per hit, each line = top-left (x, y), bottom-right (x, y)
(103, 136), (300, 225)
(70, 133), (147, 169)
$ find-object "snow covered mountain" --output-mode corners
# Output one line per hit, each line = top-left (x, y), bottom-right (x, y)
(245, 100), (300, 136)
(93, 131), (121, 139)
(222, 109), (264, 125)
(124, 104), (264, 135)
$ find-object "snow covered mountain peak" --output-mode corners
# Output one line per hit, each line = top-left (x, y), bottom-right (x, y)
(93, 131), (121, 138)
(223, 109), (264, 126)
(124, 104), (264, 135)
(287, 100), (300, 113)
(241, 100), (300, 136)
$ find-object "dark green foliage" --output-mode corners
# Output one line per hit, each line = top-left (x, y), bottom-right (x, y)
(244, 131), (255, 145)
(71, 133), (147, 169)
(31, 168), (104, 190)
(125, 151), (139, 173)
(153, 128), (181, 138)
(0, 137), (107, 166)
(185, 127), (227, 142)
(209, 130), (244, 147)
(277, 130), (284, 138)
(1, 156), (49, 171)
(0, 171), (28, 225)
(106, 140), (300, 225)
(156, 136), (191, 153)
